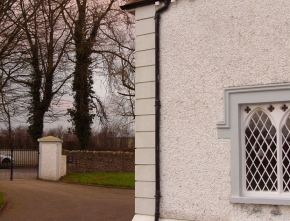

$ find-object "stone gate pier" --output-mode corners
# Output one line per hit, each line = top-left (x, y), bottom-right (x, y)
(38, 136), (67, 181)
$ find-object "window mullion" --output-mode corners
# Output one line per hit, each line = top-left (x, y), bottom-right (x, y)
(242, 118), (247, 195)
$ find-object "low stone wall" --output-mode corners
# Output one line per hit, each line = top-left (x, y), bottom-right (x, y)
(62, 150), (134, 173)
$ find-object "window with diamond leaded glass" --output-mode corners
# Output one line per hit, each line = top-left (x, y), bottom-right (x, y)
(243, 104), (290, 196)
(245, 110), (277, 192)
(217, 83), (290, 205)
(282, 115), (290, 192)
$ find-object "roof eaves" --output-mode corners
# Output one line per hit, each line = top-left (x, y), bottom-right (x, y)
(120, 0), (159, 10)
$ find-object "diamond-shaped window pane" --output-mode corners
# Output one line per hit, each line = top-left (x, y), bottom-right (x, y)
(245, 110), (277, 191)
(282, 115), (290, 192)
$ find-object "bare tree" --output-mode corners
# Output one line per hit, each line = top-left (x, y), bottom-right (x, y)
(0, 63), (28, 148)
(0, 0), (135, 150)
(0, 0), (28, 148)
(63, 0), (122, 149)
(0, 71), (14, 148)
(0, 0), (23, 61)
(4, 0), (74, 146)
(98, 6), (135, 120)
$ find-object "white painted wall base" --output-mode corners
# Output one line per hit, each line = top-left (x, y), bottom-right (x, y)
(132, 214), (188, 221)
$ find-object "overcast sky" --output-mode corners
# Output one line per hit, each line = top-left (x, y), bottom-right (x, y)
(0, 75), (109, 132)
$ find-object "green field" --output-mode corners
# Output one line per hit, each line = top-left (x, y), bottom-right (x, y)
(60, 172), (135, 188)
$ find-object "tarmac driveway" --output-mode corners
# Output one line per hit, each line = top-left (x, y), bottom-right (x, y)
(0, 179), (134, 221)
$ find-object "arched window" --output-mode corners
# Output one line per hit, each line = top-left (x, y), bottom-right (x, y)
(245, 109), (277, 192)
(241, 104), (290, 199)
(217, 83), (290, 205)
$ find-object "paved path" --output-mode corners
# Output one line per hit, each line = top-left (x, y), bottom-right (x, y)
(0, 168), (38, 180)
(0, 179), (134, 221)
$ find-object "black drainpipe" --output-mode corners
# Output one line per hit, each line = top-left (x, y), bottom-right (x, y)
(154, 1), (171, 221)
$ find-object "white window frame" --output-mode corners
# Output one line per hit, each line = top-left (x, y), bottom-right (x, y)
(217, 83), (290, 205)
(242, 104), (290, 196)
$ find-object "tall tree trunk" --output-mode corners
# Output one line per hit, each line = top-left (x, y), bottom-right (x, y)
(68, 1), (94, 149)
(71, 56), (93, 149)
(70, 43), (94, 149)
(68, 0), (115, 149)
(27, 43), (43, 147)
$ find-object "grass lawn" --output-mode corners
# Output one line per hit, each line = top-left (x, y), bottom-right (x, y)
(60, 172), (135, 188)
(0, 191), (5, 210)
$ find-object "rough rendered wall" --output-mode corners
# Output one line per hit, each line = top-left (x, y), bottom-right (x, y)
(159, 0), (290, 220)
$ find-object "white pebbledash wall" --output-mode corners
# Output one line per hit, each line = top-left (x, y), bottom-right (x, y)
(133, 0), (290, 221)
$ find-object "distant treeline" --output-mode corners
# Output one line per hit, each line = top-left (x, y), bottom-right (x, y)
(0, 126), (134, 151)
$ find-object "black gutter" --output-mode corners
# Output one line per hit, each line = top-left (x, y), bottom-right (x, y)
(120, 0), (159, 10)
(154, 1), (170, 221)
